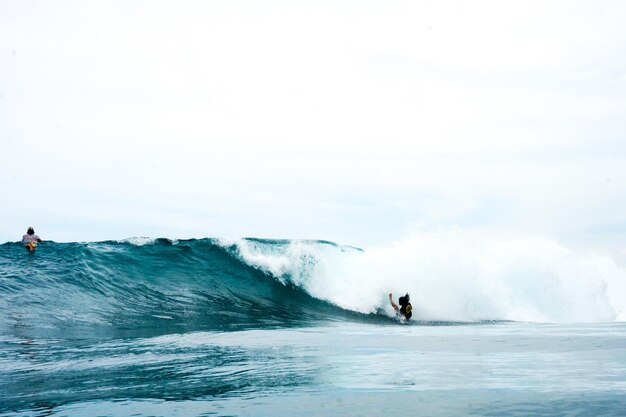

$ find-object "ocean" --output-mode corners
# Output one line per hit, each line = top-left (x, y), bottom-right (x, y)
(1, 236), (626, 416)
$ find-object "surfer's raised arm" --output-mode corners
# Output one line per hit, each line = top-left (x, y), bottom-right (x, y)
(389, 293), (400, 312)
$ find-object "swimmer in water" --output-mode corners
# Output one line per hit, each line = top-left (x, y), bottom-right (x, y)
(22, 227), (42, 252)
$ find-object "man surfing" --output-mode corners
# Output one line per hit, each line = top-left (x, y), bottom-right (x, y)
(389, 293), (412, 320)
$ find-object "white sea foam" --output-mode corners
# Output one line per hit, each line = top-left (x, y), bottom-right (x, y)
(119, 236), (155, 246)
(221, 232), (626, 323)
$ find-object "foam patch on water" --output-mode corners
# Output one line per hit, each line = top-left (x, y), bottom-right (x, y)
(119, 236), (155, 246)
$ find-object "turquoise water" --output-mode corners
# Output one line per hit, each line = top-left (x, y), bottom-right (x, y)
(2, 238), (626, 416)
(3, 323), (626, 416)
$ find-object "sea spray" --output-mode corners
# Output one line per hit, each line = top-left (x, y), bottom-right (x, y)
(222, 231), (626, 323)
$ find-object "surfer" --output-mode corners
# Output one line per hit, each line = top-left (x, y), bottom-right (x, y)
(389, 293), (412, 320)
(22, 227), (43, 252)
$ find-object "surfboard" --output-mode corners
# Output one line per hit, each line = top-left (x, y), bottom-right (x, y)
(26, 241), (37, 252)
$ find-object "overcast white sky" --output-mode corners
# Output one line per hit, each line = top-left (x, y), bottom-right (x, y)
(1, 0), (626, 248)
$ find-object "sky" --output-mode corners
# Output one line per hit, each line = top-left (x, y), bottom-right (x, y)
(1, 0), (626, 249)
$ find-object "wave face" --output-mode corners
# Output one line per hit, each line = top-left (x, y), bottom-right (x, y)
(0, 238), (376, 340)
(1, 233), (625, 340)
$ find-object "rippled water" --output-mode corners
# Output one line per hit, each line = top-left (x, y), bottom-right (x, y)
(2, 322), (626, 416)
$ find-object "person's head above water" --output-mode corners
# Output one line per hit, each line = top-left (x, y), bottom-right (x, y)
(27, 227), (35, 235)
(398, 293), (410, 307)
